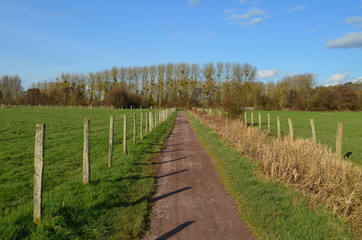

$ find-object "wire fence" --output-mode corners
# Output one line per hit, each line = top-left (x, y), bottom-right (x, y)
(0, 108), (177, 225)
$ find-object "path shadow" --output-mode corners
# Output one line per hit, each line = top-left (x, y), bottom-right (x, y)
(151, 187), (192, 202)
(165, 143), (184, 147)
(152, 149), (184, 154)
(156, 169), (188, 179)
(156, 221), (195, 240)
(153, 156), (186, 165)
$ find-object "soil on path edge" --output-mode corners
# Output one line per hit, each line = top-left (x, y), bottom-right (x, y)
(144, 111), (254, 240)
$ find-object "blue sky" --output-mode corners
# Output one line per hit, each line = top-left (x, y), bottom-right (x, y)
(1, 0), (362, 88)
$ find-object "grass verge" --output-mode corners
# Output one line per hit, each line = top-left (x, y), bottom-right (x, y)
(186, 111), (357, 240)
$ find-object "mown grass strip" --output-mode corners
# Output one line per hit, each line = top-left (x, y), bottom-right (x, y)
(0, 108), (177, 240)
(186, 111), (357, 240)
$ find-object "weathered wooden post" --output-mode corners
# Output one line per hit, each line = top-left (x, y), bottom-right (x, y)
(83, 118), (90, 184)
(140, 113), (143, 140)
(258, 113), (261, 128)
(149, 111), (153, 132)
(145, 112), (148, 135)
(244, 112), (247, 126)
(123, 114), (127, 156)
(336, 121), (343, 156)
(133, 113), (136, 144)
(267, 113), (271, 133)
(288, 118), (294, 139)
(310, 119), (317, 143)
(108, 116), (114, 167)
(277, 116), (281, 139)
(34, 124), (45, 225)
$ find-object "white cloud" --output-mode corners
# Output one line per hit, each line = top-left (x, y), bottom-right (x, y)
(186, 0), (199, 6)
(256, 70), (281, 79)
(325, 32), (362, 49)
(249, 17), (263, 25)
(353, 76), (362, 83)
(226, 8), (265, 22)
(286, 6), (307, 13)
(223, 9), (237, 15)
(324, 72), (349, 86)
(345, 16), (362, 28)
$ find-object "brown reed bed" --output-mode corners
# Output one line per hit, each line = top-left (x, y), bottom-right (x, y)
(190, 110), (362, 232)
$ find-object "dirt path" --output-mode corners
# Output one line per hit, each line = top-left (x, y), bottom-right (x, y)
(144, 111), (254, 240)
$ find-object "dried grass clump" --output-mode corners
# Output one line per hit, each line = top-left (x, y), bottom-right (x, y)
(190, 110), (362, 230)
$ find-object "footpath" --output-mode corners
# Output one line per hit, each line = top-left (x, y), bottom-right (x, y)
(144, 111), (254, 240)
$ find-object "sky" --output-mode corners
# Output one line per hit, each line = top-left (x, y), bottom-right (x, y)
(1, 0), (362, 89)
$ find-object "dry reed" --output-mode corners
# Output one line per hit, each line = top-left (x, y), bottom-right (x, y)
(190, 110), (362, 231)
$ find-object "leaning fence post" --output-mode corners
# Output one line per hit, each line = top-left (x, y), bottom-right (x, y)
(123, 114), (127, 156)
(277, 116), (281, 139)
(336, 121), (343, 156)
(108, 116), (114, 167)
(267, 113), (271, 133)
(83, 118), (90, 184)
(34, 123), (45, 225)
(258, 113), (261, 128)
(288, 118), (294, 139)
(310, 119), (317, 143)
(133, 113), (136, 144)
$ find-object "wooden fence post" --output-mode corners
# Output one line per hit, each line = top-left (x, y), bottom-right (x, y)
(140, 113), (143, 140)
(267, 113), (270, 133)
(336, 121), (343, 156)
(288, 118), (294, 139)
(123, 114), (127, 156)
(258, 113), (261, 128)
(145, 112), (148, 135)
(133, 113), (136, 144)
(244, 112), (247, 126)
(277, 116), (281, 139)
(83, 118), (90, 184)
(34, 124), (45, 225)
(310, 119), (317, 143)
(149, 111), (153, 132)
(251, 112), (254, 126)
(108, 116), (114, 167)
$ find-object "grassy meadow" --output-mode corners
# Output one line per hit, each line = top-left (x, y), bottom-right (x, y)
(247, 110), (362, 166)
(0, 106), (176, 239)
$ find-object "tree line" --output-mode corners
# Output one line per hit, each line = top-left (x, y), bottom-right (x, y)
(1, 62), (362, 112)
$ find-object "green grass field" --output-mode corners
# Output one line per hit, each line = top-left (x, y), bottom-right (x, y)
(0, 106), (176, 239)
(187, 111), (357, 239)
(247, 110), (362, 166)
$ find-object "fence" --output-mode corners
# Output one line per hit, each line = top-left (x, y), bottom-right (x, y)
(196, 108), (350, 159)
(0, 108), (176, 225)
